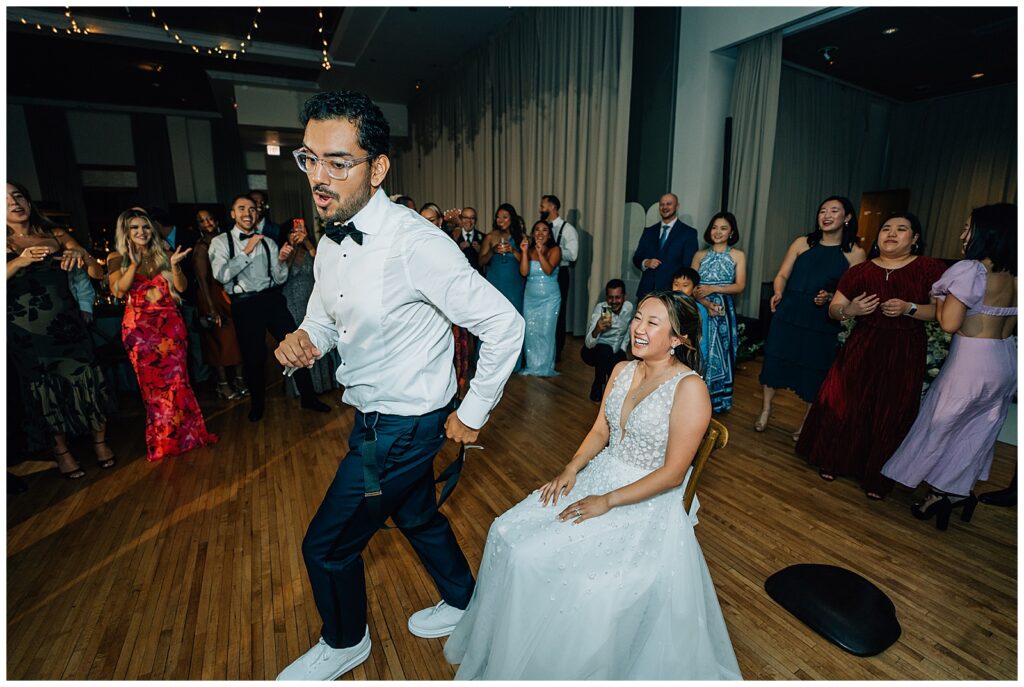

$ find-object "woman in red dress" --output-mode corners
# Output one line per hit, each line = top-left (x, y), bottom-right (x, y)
(796, 213), (947, 499)
(108, 209), (217, 462)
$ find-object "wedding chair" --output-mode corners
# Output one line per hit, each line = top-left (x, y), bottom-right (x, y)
(683, 418), (728, 514)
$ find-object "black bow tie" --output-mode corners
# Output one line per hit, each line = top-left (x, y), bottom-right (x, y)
(326, 221), (363, 245)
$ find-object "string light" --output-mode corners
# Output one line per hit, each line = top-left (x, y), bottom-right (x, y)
(318, 8), (331, 70)
(150, 6), (261, 59)
(23, 6), (90, 37)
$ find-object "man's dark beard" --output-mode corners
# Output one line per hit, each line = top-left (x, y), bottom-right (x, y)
(314, 178), (374, 227)
(539, 210), (550, 221)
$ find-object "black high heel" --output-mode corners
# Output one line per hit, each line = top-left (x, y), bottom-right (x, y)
(912, 491), (977, 531)
(911, 491), (947, 521)
(949, 493), (978, 525)
(94, 440), (116, 469)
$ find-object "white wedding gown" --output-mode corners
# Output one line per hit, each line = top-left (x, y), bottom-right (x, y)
(444, 361), (742, 679)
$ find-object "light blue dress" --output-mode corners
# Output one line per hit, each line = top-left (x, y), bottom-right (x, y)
(486, 249), (526, 372)
(519, 261), (560, 376)
(697, 248), (738, 412)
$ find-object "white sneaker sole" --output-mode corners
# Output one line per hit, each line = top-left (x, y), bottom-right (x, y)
(326, 636), (372, 680)
(276, 634), (371, 681)
(407, 621), (457, 639)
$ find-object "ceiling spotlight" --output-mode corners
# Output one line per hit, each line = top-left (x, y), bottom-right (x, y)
(971, 72), (985, 79)
(882, 27), (898, 35)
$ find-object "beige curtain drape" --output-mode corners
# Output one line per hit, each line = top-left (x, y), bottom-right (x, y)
(726, 32), (783, 317)
(763, 66), (893, 305)
(885, 84), (1017, 259)
(388, 7), (634, 334)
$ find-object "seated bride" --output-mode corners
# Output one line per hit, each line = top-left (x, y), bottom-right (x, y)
(441, 290), (742, 679)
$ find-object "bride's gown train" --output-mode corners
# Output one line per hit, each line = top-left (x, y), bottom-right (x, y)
(444, 360), (741, 679)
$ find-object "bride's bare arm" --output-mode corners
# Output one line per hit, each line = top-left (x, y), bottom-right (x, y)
(538, 360), (628, 506)
(558, 374), (710, 521)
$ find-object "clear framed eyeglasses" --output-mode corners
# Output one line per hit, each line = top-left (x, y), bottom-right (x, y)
(292, 149), (373, 181)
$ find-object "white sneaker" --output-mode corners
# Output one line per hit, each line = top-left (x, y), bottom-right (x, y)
(407, 600), (465, 638)
(276, 627), (371, 680)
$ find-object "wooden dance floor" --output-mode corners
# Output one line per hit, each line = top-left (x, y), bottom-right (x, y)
(7, 338), (1017, 679)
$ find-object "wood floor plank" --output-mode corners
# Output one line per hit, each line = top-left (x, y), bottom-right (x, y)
(7, 340), (1017, 679)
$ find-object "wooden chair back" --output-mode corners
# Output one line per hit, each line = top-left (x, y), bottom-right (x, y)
(683, 418), (728, 515)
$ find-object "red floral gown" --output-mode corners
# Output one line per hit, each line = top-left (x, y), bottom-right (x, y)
(122, 272), (217, 461)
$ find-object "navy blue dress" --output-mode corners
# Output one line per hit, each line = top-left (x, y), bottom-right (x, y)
(759, 242), (850, 402)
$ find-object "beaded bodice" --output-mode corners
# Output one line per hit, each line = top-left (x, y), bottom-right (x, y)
(604, 360), (697, 471)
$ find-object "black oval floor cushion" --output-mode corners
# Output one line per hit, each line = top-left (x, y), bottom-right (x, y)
(765, 563), (901, 657)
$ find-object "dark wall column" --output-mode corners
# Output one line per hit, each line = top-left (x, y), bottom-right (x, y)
(24, 106), (91, 240)
(625, 7), (680, 209)
(130, 113), (177, 209)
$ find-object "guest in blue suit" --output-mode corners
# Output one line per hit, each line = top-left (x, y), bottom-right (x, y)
(632, 193), (699, 301)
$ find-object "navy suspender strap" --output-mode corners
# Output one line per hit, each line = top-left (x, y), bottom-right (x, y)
(361, 398), (479, 531)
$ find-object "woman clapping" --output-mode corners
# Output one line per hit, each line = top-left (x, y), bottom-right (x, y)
(108, 209), (217, 462)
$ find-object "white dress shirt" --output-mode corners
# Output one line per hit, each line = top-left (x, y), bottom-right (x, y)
(550, 216), (579, 265)
(299, 188), (525, 429)
(583, 300), (634, 352)
(208, 226), (289, 294)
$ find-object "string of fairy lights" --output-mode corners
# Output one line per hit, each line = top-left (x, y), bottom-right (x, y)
(18, 6), (90, 35)
(318, 8), (332, 71)
(150, 6), (261, 60)
(16, 7), (334, 70)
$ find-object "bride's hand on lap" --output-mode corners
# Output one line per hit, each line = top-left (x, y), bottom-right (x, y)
(539, 468), (577, 506)
(558, 494), (611, 523)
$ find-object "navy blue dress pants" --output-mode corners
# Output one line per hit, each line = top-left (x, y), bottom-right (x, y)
(301, 398), (475, 648)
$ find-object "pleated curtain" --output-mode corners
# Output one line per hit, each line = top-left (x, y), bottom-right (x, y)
(388, 7), (634, 335)
(884, 84), (1017, 259)
(725, 32), (783, 317)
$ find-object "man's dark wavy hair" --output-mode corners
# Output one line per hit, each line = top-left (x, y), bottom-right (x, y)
(300, 90), (391, 159)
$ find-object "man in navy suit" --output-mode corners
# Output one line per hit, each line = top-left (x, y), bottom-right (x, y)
(631, 193), (698, 301)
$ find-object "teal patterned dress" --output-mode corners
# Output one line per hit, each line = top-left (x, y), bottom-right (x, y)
(697, 248), (738, 412)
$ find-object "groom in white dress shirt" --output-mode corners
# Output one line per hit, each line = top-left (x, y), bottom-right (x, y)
(274, 90), (525, 680)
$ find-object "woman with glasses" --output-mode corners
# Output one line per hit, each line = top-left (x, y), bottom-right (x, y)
(7, 180), (116, 479)
(108, 209), (217, 462)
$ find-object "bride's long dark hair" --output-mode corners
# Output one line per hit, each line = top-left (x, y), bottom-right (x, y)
(639, 290), (703, 375)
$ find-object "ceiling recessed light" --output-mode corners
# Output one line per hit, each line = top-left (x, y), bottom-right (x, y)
(971, 72), (985, 79)
(882, 27), (899, 35)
